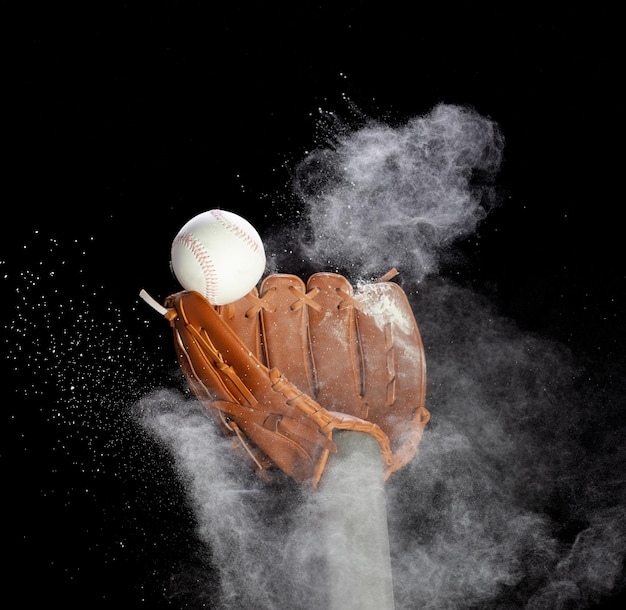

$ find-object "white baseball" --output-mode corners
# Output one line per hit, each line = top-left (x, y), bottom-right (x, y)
(170, 209), (266, 305)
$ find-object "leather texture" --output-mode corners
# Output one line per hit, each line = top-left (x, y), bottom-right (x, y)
(163, 272), (429, 487)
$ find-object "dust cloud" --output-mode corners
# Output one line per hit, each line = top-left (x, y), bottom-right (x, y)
(138, 104), (625, 608)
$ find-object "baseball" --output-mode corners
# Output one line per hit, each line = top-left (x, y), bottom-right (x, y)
(170, 209), (266, 305)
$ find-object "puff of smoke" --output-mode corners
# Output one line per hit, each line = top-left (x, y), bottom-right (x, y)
(137, 280), (626, 609)
(386, 279), (626, 609)
(138, 390), (334, 609)
(268, 103), (504, 283)
(136, 103), (626, 608)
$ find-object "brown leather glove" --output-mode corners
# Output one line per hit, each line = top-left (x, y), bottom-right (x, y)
(162, 270), (429, 487)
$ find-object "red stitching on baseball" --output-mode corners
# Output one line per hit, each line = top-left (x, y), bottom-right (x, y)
(174, 232), (219, 302)
(211, 209), (264, 259)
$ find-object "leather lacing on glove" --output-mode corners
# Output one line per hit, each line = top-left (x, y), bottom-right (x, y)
(161, 268), (430, 488)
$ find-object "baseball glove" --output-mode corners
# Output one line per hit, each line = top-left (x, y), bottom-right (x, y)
(159, 269), (429, 487)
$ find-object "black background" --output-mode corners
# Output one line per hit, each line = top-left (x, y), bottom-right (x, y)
(4, 4), (624, 608)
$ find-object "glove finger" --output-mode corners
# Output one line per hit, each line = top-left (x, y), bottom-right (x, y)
(260, 274), (316, 397)
(355, 281), (427, 445)
(307, 273), (366, 418)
